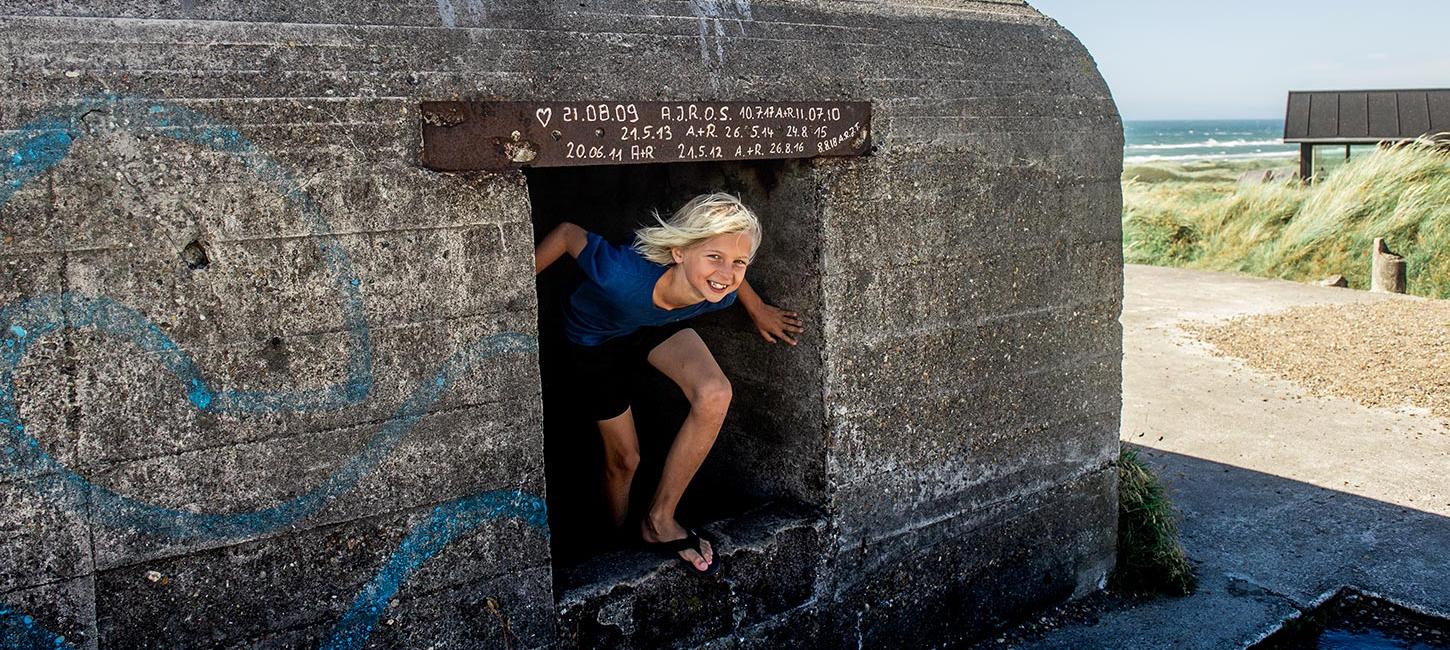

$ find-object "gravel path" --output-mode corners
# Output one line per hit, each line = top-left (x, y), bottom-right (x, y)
(1189, 297), (1450, 421)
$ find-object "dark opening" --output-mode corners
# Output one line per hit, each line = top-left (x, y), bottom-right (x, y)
(525, 159), (827, 582)
(1250, 588), (1450, 649)
(182, 239), (210, 270)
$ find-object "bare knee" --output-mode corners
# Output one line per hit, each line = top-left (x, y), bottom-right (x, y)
(690, 375), (732, 419)
(605, 448), (640, 478)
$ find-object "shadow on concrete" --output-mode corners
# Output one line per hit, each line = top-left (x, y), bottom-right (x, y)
(1003, 443), (1450, 649)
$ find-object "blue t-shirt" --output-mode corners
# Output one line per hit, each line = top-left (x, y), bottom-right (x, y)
(565, 232), (737, 346)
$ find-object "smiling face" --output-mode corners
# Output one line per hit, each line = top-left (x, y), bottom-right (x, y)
(671, 230), (755, 303)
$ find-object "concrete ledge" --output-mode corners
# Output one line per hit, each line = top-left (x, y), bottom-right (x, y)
(555, 502), (825, 649)
(553, 468), (1115, 648)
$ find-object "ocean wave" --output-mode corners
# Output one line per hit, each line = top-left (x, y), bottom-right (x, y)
(1127, 139), (1286, 151)
(1124, 151), (1297, 164)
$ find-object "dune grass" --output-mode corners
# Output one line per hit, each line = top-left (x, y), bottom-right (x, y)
(1113, 446), (1196, 596)
(1122, 141), (1450, 298)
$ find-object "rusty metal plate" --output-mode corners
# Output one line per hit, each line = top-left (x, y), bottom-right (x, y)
(419, 101), (872, 170)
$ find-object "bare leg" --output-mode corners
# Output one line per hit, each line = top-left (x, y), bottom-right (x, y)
(596, 407), (641, 530)
(640, 328), (728, 570)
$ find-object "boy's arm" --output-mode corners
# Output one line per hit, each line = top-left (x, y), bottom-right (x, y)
(738, 278), (805, 346)
(534, 222), (589, 275)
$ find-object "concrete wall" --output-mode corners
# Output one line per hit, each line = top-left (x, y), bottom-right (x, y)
(815, 148), (1122, 641)
(0, 1), (1122, 647)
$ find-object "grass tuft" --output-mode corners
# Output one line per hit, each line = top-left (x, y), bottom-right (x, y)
(1112, 446), (1196, 596)
(1122, 140), (1450, 297)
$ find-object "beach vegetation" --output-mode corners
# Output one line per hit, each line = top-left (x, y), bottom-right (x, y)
(1113, 446), (1196, 596)
(1121, 140), (1450, 297)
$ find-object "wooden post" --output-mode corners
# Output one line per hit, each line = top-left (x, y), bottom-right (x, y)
(1299, 143), (1314, 184)
(1371, 238), (1407, 294)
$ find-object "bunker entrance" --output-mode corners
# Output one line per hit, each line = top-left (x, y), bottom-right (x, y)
(524, 159), (828, 579)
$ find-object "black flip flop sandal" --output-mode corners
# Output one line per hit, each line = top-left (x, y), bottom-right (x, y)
(646, 529), (721, 575)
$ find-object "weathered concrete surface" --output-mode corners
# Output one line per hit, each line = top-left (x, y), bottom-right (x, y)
(811, 143), (1122, 648)
(1010, 265), (1450, 649)
(556, 503), (826, 649)
(2, 77), (548, 650)
(1, 1), (1120, 647)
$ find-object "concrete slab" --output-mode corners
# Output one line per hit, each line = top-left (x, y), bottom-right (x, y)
(1005, 264), (1450, 649)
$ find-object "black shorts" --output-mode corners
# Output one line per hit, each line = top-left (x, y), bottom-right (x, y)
(568, 324), (688, 422)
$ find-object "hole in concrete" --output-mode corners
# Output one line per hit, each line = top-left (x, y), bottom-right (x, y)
(260, 336), (288, 372)
(181, 239), (210, 270)
(1251, 588), (1450, 649)
(524, 159), (828, 587)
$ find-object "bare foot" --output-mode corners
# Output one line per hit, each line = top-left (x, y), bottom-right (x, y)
(641, 516), (713, 572)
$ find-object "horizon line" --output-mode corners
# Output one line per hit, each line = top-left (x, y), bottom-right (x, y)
(1123, 117), (1282, 122)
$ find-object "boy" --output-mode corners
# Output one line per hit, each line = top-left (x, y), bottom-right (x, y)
(533, 193), (802, 573)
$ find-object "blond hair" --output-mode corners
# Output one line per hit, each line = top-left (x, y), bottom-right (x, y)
(632, 193), (761, 265)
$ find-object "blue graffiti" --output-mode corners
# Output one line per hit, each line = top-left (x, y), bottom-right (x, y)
(0, 292), (537, 539)
(1, 96), (372, 411)
(0, 491), (546, 650)
(0, 97), (548, 646)
(324, 490), (548, 650)
(0, 606), (69, 650)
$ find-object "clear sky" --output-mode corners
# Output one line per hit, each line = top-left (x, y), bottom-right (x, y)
(1027, 0), (1450, 121)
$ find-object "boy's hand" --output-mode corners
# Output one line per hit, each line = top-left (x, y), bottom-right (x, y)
(749, 303), (804, 346)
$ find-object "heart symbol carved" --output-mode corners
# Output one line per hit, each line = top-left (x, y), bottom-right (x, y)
(535, 107), (552, 128)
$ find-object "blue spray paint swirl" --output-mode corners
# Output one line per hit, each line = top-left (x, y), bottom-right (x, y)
(0, 292), (538, 539)
(0, 606), (70, 650)
(0, 488), (548, 650)
(0, 95), (372, 411)
(0, 97), (548, 646)
(323, 490), (550, 650)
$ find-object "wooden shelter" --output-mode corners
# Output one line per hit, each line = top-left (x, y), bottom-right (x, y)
(1284, 89), (1450, 180)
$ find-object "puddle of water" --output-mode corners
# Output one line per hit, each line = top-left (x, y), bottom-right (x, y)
(1252, 589), (1450, 650)
(1319, 628), (1439, 650)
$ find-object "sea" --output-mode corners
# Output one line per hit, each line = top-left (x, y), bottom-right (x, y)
(1124, 119), (1297, 164)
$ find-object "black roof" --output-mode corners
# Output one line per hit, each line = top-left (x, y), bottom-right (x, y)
(1284, 89), (1450, 143)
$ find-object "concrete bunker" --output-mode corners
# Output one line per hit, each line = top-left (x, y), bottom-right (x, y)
(0, 2), (1124, 648)
(523, 159), (830, 575)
